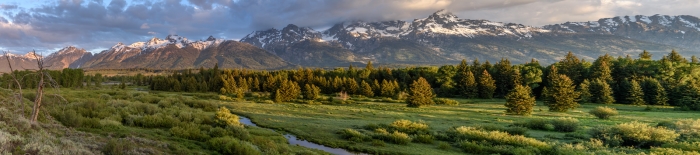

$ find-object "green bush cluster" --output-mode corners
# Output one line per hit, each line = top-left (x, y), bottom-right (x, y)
(433, 98), (460, 106)
(446, 126), (550, 150)
(207, 136), (262, 155)
(514, 117), (579, 132)
(477, 124), (529, 136)
(551, 117), (579, 132)
(589, 121), (679, 148)
(389, 119), (430, 134)
(589, 106), (619, 119)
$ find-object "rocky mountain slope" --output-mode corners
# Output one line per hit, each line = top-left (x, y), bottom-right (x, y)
(544, 15), (700, 53)
(3, 10), (700, 72)
(241, 10), (681, 65)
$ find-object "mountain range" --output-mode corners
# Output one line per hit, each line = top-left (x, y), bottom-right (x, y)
(2, 10), (700, 72)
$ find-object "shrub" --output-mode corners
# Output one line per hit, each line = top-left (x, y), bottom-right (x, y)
(170, 123), (209, 141)
(650, 147), (700, 155)
(437, 141), (451, 150)
(371, 140), (386, 147)
(590, 121), (679, 148)
(389, 119), (429, 134)
(551, 117), (579, 132)
(207, 136), (262, 155)
(433, 98), (460, 106)
(386, 131), (412, 145)
(674, 119), (700, 141)
(662, 142), (700, 152)
(447, 126), (550, 150)
(215, 107), (242, 127)
(338, 129), (370, 141)
(589, 106), (619, 119)
(413, 134), (434, 144)
(477, 124), (529, 136)
(102, 139), (134, 155)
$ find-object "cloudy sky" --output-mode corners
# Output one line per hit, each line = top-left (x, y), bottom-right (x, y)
(1, 0), (700, 54)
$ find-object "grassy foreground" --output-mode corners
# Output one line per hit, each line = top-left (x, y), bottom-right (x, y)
(2, 86), (700, 154)
(226, 97), (700, 155)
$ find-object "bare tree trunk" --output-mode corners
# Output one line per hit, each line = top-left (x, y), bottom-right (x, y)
(30, 51), (45, 123)
(3, 51), (24, 117)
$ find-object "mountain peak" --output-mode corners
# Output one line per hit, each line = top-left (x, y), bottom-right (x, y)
(206, 36), (216, 41)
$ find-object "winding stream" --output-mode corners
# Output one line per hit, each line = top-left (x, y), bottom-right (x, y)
(239, 116), (367, 155)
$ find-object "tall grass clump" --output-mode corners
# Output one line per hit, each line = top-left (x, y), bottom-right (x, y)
(447, 126), (550, 151)
(674, 119), (700, 141)
(215, 107), (242, 127)
(433, 98), (460, 106)
(389, 119), (429, 134)
(590, 121), (679, 148)
(551, 117), (579, 132)
(338, 129), (370, 142)
(589, 106), (619, 119)
(207, 136), (262, 155)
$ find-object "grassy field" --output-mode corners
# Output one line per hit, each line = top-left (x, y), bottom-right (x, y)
(226, 97), (700, 154)
(2, 87), (700, 154)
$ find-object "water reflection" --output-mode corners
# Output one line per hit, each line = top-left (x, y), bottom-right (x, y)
(238, 116), (367, 155)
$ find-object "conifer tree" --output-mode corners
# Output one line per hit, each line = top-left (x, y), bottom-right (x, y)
(344, 78), (359, 94)
(505, 85), (536, 115)
(381, 79), (396, 97)
(641, 77), (668, 105)
(543, 66), (580, 112)
(668, 49), (687, 63)
(455, 59), (470, 96)
(172, 80), (181, 92)
(478, 70), (496, 99)
(577, 79), (592, 103)
(406, 77), (435, 107)
(360, 80), (374, 97)
(589, 78), (615, 104)
(303, 84), (321, 100)
(627, 80), (646, 105)
(463, 71), (478, 98)
(365, 61), (374, 71)
(272, 80), (301, 102)
(494, 58), (514, 97)
(639, 50), (653, 60)
(558, 52), (584, 84)
(372, 79), (381, 96)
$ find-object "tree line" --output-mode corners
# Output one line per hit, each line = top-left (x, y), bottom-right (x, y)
(5, 50), (700, 111)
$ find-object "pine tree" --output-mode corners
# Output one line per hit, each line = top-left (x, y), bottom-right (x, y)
(639, 50), (653, 60)
(272, 80), (301, 102)
(381, 79), (396, 97)
(478, 70), (496, 99)
(406, 77), (435, 107)
(463, 71), (478, 98)
(360, 80), (374, 97)
(303, 84), (321, 100)
(558, 52), (584, 84)
(365, 61), (374, 71)
(505, 85), (536, 115)
(668, 49), (687, 63)
(344, 78), (359, 94)
(578, 79), (592, 103)
(641, 77), (668, 105)
(589, 78), (615, 104)
(372, 79), (381, 96)
(627, 80), (646, 105)
(494, 58), (514, 97)
(543, 66), (580, 112)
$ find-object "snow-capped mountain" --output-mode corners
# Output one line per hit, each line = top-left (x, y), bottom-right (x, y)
(44, 46), (93, 69)
(544, 15), (700, 51)
(240, 10), (682, 64)
(79, 35), (287, 70)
